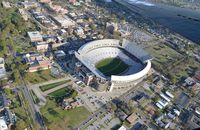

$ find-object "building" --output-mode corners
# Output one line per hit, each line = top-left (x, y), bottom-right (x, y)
(54, 50), (66, 59)
(0, 118), (8, 130)
(175, 92), (191, 109)
(69, 0), (76, 4)
(62, 98), (80, 110)
(126, 113), (138, 124)
(20, 1), (38, 8)
(0, 58), (6, 80)
(27, 31), (43, 42)
(18, 9), (28, 21)
(23, 53), (51, 72)
(106, 22), (118, 33)
(1, 1), (11, 8)
(84, 0), (91, 3)
(50, 15), (75, 28)
(131, 122), (149, 130)
(185, 77), (195, 86)
(75, 39), (152, 91)
(49, 3), (68, 14)
(40, 0), (51, 3)
(74, 27), (84, 37)
(118, 125), (126, 130)
(186, 114), (200, 129)
(34, 41), (49, 51)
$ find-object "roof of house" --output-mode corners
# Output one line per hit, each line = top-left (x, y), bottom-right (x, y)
(126, 113), (138, 124)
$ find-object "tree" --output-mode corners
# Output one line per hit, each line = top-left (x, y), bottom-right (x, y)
(90, 24), (96, 30)
(12, 69), (21, 84)
(168, 74), (177, 84)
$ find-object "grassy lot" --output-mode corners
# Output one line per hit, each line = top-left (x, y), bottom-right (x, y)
(95, 58), (128, 76)
(39, 80), (71, 92)
(30, 90), (40, 104)
(48, 87), (77, 98)
(25, 70), (57, 84)
(145, 44), (183, 67)
(145, 44), (200, 82)
(171, 58), (200, 81)
(40, 100), (91, 130)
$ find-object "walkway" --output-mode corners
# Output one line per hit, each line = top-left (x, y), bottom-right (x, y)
(29, 76), (72, 106)
(43, 81), (72, 96)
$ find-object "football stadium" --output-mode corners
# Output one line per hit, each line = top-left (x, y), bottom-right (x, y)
(75, 39), (152, 91)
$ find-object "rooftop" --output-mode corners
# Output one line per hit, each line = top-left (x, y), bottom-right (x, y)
(27, 31), (43, 42)
(0, 118), (8, 130)
(126, 113), (138, 124)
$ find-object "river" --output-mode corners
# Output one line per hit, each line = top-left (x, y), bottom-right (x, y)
(119, 0), (200, 44)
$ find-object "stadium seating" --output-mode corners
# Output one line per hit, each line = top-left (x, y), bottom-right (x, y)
(75, 39), (152, 91)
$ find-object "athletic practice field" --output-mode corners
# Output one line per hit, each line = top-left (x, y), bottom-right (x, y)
(95, 58), (128, 76)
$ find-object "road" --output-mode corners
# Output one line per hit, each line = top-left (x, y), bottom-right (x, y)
(29, 77), (71, 104)
(20, 81), (46, 130)
(77, 79), (146, 129)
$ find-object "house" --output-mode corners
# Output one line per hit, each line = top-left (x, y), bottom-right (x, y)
(74, 27), (84, 37)
(191, 83), (200, 91)
(58, 29), (67, 36)
(23, 53), (51, 72)
(0, 58), (6, 80)
(1, 1), (11, 8)
(20, 1), (38, 8)
(116, 109), (128, 121)
(155, 115), (171, 129)
(62, 98), (80, 110)
(195, 107), (200, 116)
(18, 9), (28, 21)
(119, 29), (131, 37)
(193, 75), (200, 83)
(126, 113), (138, 124)
(27, 31), (43, 42)
(0, 92), (11, 111)
(34, 41), (49, 51)
(185, 77), (195, 86)
(4, 108), (16, 125)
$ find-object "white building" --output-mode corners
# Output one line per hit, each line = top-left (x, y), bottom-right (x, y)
(0, 58), (6, 79)
(75, 39), (152, 91)
(35, 41), (49, 51)
(51, 15), (75, 28)
(18, 9), (28, 21)
(118, 125), (126, 130)
(21, 1), (38, 8)
(74, 27), (84, 37)
(1, 1), (11, 8)
(27, 31), (43, 42)
(0, 118), (8, 130)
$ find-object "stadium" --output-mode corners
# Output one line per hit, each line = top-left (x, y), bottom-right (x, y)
(75, 39), (152, 91)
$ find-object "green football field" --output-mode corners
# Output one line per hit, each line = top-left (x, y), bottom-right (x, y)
(95, 58), (129, 76)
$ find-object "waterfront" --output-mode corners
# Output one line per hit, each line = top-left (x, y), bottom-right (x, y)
(126, 0), (200, 44)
